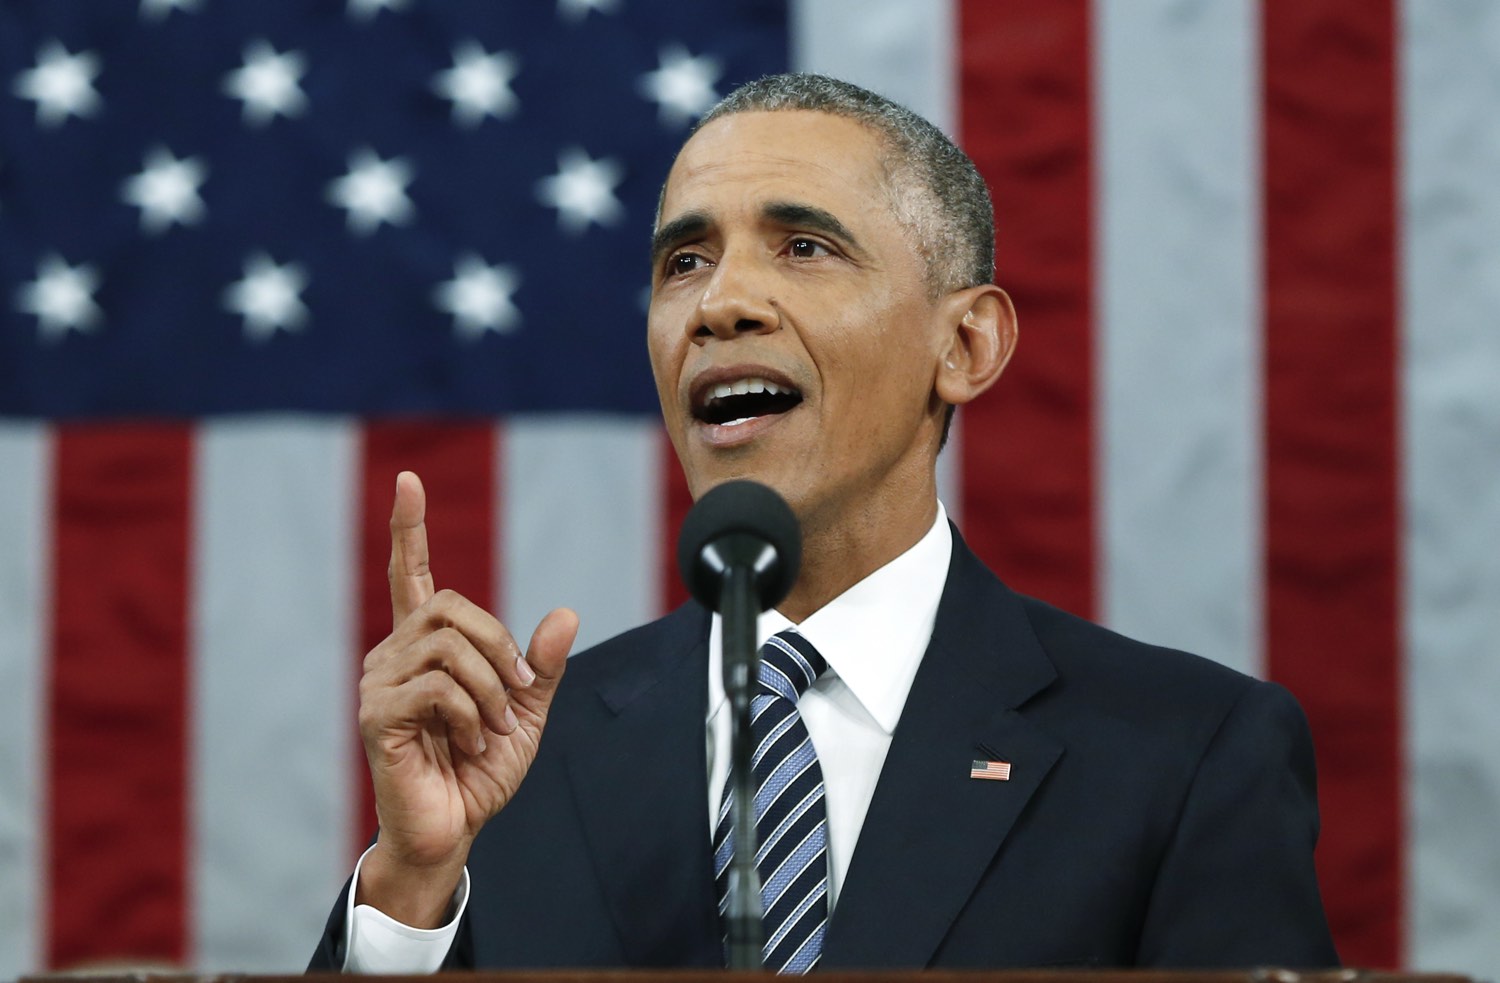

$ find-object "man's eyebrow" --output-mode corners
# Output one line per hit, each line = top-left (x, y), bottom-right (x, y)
(651, 212), (710, 266)
(762, 202), (861, 250)
(649, 202), (863, 266)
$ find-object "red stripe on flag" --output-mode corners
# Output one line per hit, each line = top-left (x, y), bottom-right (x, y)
(1261, 1), (1404, 967)
(47, 424), (193, 968)
(660, 428), (693, 613)
(356, 423), (497, 850)
(957, 0), (1097, 619)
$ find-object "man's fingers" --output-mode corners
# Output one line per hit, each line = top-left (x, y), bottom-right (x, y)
(365, 671), (489, 758)
(389, 471), (435, 626)
(367, 592), (548, 735)
(382, 590), (530, 685)
(398, 627), (521, 737)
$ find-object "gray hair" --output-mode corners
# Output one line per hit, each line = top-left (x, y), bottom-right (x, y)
(692, 72), (995, 295)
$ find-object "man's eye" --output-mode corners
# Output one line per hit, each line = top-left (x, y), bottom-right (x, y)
(788, 238), (829, 259)
(669, 253), (706, 275)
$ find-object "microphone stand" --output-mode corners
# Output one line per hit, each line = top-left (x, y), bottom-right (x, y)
(679, 481), (799, 971)
(720, 560), (764, 970)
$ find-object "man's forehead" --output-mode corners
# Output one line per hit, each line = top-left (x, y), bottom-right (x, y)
(669, 111), (885, 186)
(657, 110), (892, 225)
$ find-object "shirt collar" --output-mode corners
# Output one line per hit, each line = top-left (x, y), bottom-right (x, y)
(707, 503), (952, 734)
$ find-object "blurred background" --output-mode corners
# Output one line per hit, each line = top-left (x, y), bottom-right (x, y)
(1, 0), (1497, 976)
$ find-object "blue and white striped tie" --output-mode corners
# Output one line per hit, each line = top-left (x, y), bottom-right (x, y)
(712, 628), (829, 973)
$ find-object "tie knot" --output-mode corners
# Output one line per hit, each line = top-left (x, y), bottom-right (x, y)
(758, 629), (827, 703)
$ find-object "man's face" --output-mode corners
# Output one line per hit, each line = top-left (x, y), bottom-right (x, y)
(648, 110), (953, 535)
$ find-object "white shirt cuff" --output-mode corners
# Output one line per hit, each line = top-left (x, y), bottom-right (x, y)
(342, 844), (470, 974)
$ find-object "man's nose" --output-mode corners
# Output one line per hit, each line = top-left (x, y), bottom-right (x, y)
(691, 254), (779, 343)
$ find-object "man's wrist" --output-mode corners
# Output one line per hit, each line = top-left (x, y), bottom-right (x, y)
(344, 844), (469, 974)
(354, 839), (468, 929)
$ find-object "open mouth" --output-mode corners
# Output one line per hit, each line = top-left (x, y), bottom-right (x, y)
(693, 376), (804, 426)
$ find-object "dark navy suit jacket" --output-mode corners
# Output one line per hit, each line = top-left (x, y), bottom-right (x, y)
(312, 528), (1338, 969)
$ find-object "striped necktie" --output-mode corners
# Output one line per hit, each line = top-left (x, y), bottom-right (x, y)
(712, 628), (829, 973)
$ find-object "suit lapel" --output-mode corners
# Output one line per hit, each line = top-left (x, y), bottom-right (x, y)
(564, 604), (724, 966)
(823, 531), (1063, 968)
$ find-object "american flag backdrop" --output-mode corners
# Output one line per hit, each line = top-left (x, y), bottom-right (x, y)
(1, 0), (1497, 976)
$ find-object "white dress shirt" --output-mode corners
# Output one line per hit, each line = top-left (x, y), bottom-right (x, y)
(344, 505), (953, 972)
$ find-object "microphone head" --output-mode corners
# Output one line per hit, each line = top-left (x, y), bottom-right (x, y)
(677, 479), (801, 613)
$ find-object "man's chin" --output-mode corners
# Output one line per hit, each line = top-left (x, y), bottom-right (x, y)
(683, 460), (801, 511)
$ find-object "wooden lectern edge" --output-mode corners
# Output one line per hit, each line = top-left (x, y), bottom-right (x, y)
(15, 970), (1482, 983)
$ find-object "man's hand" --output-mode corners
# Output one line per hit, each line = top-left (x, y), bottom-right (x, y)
(354, 471), (578, 927)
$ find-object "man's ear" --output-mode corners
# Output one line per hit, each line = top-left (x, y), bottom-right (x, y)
(935, 285), (1018, 406)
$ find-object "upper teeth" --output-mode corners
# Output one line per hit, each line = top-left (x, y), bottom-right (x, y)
(709, 377), (788, 401)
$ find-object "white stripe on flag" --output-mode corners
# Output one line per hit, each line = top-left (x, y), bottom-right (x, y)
(790, 0), (956, 134)
(0, 423), (48, 979)
(1095, 0), (1264, 677)
(500, 416), (662, 652)
(1400, 1), (1500, 974)
(789, 0), (963, 519)
(191, 419), (358, 970)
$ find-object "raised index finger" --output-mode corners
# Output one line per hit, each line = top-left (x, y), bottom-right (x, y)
(388, 470), (435, 626)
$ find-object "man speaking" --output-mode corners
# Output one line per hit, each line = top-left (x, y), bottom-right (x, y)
(309, 74), (1338, 971)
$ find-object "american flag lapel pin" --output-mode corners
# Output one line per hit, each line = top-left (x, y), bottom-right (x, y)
(969, 759), (1012, 781)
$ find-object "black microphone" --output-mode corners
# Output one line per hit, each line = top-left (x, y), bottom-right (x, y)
(676, 479), (801, 970)
(677, 479), (801, 614)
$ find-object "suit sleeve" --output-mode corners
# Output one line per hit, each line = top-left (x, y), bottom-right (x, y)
(307, 875), (354, 971)
(1135, 679), (1340, 968)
